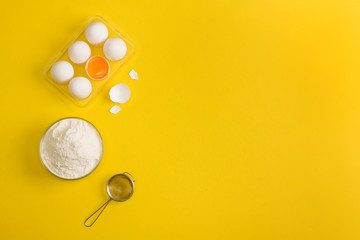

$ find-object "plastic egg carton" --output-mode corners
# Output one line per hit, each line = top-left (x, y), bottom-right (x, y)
(44, 15), (134, 107)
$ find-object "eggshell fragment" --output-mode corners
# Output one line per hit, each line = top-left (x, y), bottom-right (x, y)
(109, 84), (131, 103)
(109, 105), (122, 114)
(129, 70), (138, 80)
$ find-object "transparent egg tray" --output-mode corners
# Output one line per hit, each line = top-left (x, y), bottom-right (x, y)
(44, 15), (134, 107)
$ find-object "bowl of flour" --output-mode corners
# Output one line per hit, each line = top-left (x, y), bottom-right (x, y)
(39, 117), (103, 180)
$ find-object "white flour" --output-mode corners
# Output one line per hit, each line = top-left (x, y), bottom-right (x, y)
(40, 118), (103, 179)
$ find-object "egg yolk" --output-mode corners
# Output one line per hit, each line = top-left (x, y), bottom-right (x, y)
(86, 56), (110, 80)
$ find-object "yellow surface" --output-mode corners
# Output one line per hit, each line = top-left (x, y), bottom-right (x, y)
(1, 0), (360, 239)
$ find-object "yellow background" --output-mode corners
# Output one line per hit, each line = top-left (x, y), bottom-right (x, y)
(1, 0), (360, 239)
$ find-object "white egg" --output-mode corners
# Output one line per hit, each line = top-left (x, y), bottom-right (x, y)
(68, 41), (91, 64)
(85, 22), (109, 45)
(109, 83), (131, 103)
(68, 77), (93, 99)
(50, 61), (74, 84)
(103, 38), (127, 61)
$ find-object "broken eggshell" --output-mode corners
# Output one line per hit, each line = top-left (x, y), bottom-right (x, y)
(109, 105), (122, 114)
(129, 69), (139, 80)
(109, 83), (131, 103)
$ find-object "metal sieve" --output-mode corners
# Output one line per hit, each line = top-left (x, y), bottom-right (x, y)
(84, 172), (135, 227)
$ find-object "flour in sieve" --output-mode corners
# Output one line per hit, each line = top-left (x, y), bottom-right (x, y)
(40, 118), (103, 179)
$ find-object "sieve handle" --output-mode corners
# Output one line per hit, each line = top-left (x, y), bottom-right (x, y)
(84, 198), (112, 227)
